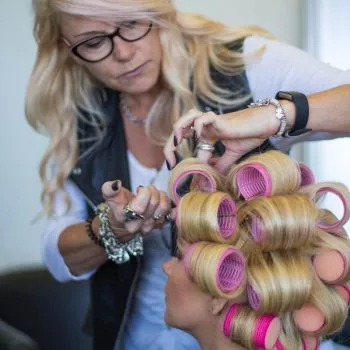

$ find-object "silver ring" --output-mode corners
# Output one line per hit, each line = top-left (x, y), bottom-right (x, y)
(153, 214), (163, 222)
(196, 142), (215, 152)
(165, 213), (172, 223)
(123, 203), (144, 222)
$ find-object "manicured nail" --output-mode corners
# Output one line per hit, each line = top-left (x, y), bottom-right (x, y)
(173, 135), (178, 147)
(111, 180), (121, 192)
(174, 151), (182, 165)
(166, 160), (171, 171)
(171, 200), (177, 208)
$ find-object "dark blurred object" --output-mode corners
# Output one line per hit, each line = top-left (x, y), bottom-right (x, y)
(0, 267), (91, 350)
(0, 318), (39, 350)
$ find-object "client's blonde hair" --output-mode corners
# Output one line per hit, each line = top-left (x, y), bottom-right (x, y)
(169, 150), (350, 350)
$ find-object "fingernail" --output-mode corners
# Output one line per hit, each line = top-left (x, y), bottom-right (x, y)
(173, 135), (178, 147)
(174, 151), (182, 165)
(137, 185), (144, 192)
(111, 180), (121, 192)
(166, 160), (171, 171)
(193, 130), (198, 140)
(171, 200), (177, 208)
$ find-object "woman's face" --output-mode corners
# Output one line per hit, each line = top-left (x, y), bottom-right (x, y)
(60, 14), (163, 95)
(162, 242), (212, 332)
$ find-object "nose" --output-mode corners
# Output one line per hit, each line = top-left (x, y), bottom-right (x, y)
(112, 36), (135, 61)
(162, 258), (177, 276)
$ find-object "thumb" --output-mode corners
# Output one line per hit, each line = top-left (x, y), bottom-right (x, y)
(101, 180), (133, 205)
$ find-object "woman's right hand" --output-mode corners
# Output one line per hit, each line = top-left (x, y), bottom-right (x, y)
(101, 180), (171, 241)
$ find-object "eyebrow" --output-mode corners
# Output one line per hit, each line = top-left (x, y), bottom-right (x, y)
(74, 30), (109, 38)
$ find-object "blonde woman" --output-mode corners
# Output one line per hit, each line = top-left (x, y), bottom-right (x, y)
(163, 151), (350, 350)
(26, 0), (350, 349)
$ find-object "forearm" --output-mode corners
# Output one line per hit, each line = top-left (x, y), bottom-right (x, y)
(58, 218), (107, 276)
(307, 84), (350, 133)
(281, 84), (350, 134)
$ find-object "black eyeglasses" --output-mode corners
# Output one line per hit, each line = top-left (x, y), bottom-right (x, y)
(70, 20), (153, 63)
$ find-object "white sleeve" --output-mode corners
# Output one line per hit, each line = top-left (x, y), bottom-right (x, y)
(243, 36), (350, 150)
(41, 180), (96, 282)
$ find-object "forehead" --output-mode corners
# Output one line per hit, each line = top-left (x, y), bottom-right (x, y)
(59, 14), (117, 39)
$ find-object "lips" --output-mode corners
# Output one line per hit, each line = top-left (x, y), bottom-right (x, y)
(119, 61), (148, 78)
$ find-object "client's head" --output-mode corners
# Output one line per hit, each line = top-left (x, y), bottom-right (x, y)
(163, 150), (350, 350)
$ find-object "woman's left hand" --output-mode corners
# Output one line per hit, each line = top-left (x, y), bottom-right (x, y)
(164, 107), (278, 173)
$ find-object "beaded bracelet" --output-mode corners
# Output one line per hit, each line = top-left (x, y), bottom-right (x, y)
(85, 216), (104, 248)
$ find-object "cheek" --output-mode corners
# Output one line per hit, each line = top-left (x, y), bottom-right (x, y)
(165, 266), (208, 328)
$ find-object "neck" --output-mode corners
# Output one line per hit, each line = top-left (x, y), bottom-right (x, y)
(122, 80), (163, 114)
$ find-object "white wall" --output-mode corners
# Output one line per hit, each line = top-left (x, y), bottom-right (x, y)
(0, 0), (304, 273)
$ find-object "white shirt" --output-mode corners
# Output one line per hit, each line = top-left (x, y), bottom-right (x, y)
(41, 36), (350, 350)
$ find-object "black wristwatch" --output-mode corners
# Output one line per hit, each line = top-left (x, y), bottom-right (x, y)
(275, 91), (312, 136)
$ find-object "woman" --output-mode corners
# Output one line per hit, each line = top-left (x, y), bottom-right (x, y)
(26, 0), (350, 349)
(163, 150), (350, 350)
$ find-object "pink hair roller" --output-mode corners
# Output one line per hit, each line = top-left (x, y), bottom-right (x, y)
(299, 163), (315, 187)
(293, 304), (325, 333)
(272, 340), (285, 350)
(334, 284), (350, 305)
(216, 247), (245, 293)
(171, 169), (217, 203)
(253, 314), (281, 349)
(301, 336), (320, 350)
(236, 163), (272, 199)
(217, 196), (237, 239)
(316, 187), (349, 231)
(223, 305), (281, 350)
(312, 248), (346, 283)
(247, 283), (261, 310)
(223, 304), (240, 337)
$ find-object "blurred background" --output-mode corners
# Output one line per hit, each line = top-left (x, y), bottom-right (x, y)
(0, 0), (350, 349)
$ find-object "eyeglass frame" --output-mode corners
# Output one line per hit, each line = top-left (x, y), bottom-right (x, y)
(67, 21), (153, 63)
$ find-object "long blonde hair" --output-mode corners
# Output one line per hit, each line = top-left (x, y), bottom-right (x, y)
(26, 0), (269, 214)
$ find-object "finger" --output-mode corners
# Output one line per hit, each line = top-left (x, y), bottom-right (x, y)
(193, 112), (220, 141)
(153, 191), (171, 225)
(142, 185), (160, 218)
(163, 131), (177, 169)
(214, 149), (242, 174)
(173, 109), (204, 144)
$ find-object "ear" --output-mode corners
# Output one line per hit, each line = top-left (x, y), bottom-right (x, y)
(211, 297), (229, 315)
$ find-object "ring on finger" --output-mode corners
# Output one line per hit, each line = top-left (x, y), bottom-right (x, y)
(123, 203), (145, 222)
(153, 213), (164, 222)
(196, 141), (215, 152)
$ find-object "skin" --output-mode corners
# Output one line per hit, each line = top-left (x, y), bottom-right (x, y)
(58, 14), (170, 276)
(162, 242), (244, 350)
(164, 84), (350, 173)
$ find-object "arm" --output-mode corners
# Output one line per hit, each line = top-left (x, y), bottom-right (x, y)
(42, 180), (105, 282)
(244, 35), (350, 149)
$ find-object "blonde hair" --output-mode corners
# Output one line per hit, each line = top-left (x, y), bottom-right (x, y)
(26, 0), (270, 214)
(169, 150), (350, 349)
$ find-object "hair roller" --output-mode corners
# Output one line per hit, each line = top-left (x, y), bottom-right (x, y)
(299, 182), (350, 231)
(317, 209), (347, 236)
(227, 150), (301, 200)
(247, 251), (313, 313)
(293, 277), (348, 336)
(333, 284), (350, 305)
(298, 163), (315, 187)
(184, 242), (246, 298)
(168, 158), (224, 203)
(223, 303), (281, 350)
(312, 248), (348, 284)
(176, 191), (238, 243)
(238, 194), (318, 251)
